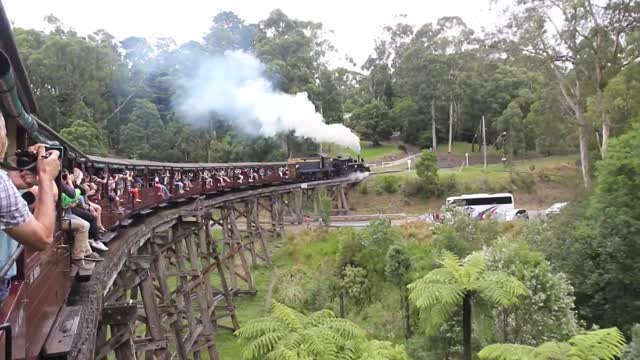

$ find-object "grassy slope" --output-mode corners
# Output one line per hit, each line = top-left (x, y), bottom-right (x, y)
(324, 141), (405, 163)
(351, 155), (581, 214)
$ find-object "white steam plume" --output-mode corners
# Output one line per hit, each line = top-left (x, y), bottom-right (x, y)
(176, 50), (361, 153)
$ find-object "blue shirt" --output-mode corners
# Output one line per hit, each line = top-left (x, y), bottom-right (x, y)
(0, 231), (18, 279)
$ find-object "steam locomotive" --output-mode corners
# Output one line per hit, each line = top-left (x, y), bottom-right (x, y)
(0, 4), (368, 358)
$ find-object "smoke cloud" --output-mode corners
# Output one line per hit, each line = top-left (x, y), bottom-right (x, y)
(176, 50), (361, 153)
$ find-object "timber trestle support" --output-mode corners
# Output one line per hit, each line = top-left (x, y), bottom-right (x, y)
(67, 178), (360, 360)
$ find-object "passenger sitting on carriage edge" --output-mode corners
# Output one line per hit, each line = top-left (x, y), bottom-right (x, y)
(62, 172), (108, 251)
(153, 174), (170, 198)
(124, 171), (142, 202)
(59, 180), (104, 264)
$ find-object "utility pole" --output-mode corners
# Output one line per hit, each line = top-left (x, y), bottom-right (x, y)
(482, 116), (487, 169)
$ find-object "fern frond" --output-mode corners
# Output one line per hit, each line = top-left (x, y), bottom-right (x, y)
(241, 331), (288, 360)
(567, 327), (625, 360)
(265, 347), (300, 360)
(478, 343), (537, 360)
(475, 271), (527, 307)
(408, 281), (465, 308)
(423, 302), (458, 336)
(271, 301), (305, 331)
(235, 318), (287, 338)
(461, 252), (488, 283)
(322, 318), (366, 340)
(308, 308), (336, 324)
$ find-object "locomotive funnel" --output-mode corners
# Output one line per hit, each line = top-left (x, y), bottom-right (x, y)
(0, 49), (49, 144)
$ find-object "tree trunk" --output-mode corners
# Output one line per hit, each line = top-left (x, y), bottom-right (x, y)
(431, 99), (437, 151)
(402, 289), (411, 339)
(448, 102), (453, 165)
(339, 291), (345, 318)
(463, 293), (472, 360)
(576, 107), (592, 189)
(600, 121), (610, 159)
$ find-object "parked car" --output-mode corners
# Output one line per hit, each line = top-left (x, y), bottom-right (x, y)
(545, 202), (568, 217)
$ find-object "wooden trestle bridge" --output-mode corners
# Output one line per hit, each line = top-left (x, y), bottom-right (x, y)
(63, 177), (359, 360)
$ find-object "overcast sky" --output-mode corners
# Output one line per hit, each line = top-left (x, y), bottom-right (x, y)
(4, 0), (505, 67)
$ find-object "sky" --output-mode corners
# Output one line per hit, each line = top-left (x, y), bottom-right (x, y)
(3, 0), (506, 68)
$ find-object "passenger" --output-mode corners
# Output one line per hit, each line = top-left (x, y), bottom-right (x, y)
(125, 171), (142, 203)
(153, 175), (170, 198)
(0, 141), (59, 252)
(0, 166), (50, 302)
(59, 184), (105, 263)
(62, 172), (108, 251)
(174, 172), (185, 194)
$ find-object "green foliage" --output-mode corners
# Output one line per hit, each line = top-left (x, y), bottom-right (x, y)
(483, 238), (579, 345)
(432, 210), (499, 257)
(348, 101), (393, 145)
(385, 245), (412, 287)
(415, 150), (439, 194)
(340, 265), (371, 307)
(478, 328), (626, 360)
(375, 176), (400, 194)
(236, 302), (366, 360)
(358, 340), (411, 360)
(318, 190), (333, 227)
(273, 267), (309, 308)
(408, 251), (527, 335)
(59, 120), (109, 156)
(236, 302), (410, 360)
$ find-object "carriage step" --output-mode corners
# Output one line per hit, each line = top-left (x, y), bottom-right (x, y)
(100, 231), (118, 243)
(120, 218), (133, 227)
(42, 305), (81, 358)
(139, 208), (153, 215)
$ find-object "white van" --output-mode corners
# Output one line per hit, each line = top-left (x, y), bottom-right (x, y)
(445, 193), (528, 221)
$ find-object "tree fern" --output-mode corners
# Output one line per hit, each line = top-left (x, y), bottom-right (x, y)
(408, 251), (527, 359)
(478, 328), (625, 360)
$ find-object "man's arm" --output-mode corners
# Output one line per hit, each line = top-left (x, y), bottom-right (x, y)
(4, 145), (60, 250)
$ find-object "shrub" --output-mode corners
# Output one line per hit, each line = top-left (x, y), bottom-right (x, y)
(401, 177), (427, 198)
(510, 172), (536, 192)
(437, 174), (459, 196)
(375, 176), (400, 194)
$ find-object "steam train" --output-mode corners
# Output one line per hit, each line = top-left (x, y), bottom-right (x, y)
(0, 3), (368, 358)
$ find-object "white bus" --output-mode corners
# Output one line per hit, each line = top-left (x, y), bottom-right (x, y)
(445, 193), (528, 221)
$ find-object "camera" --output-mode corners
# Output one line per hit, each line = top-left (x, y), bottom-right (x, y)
(14, 145), (64, 173)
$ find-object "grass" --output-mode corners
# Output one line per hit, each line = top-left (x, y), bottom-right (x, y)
(323, 141), (405, 163)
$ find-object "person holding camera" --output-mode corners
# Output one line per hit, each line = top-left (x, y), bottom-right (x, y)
(0, 130), (60, 251)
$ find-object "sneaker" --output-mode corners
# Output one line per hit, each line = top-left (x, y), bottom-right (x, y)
(89, 239), (109, 251)
(135, 199), (142, 203)
(83, 252), (104, 262)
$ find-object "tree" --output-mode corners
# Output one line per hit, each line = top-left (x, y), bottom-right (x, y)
(391, 97), (420, 143)
(483, 238), (579, 345)
(340, 265), (371, 308)
(59, 120), (109, 156)
(479, 328), (625, 360)
(415, 150), (439, 193)
(496, 101), (526, 164)
(586, 123), (640, 331)
(348, 101), (393, 145)
(504, 0), (640, 188)
(408, 251), (527, 360)
(385, 245), (412, 339)
(203, 11), (255, 54)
